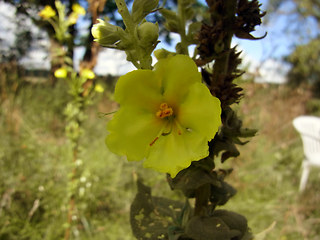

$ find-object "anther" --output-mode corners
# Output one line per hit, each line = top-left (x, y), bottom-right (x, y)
(159, 103), (168, 110)
(156, 102), (173, 119)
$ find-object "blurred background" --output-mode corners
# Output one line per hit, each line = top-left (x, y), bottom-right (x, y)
(0, 0), (320, 239)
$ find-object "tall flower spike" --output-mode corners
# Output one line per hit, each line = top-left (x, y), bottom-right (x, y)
(106, 55), (222, 177)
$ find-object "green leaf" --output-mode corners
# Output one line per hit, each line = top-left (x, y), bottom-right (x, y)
(130, 180), (184, 240)
(185, 210), (252, 240)
(210, 181), (237, 207)
(210, 107), (256, 163)
(184, 7), (195, 20)
(185, 216), (241, 240)
(168, 161), (219, 198)
(160, 9), (181, 33)
(187, 22), (202, 43)
(211, 210), (249, 238)
(159, 9), (178, 21)
(180, 0), (196, 8)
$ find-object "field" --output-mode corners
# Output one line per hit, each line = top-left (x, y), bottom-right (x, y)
(0, 72), (319, 239)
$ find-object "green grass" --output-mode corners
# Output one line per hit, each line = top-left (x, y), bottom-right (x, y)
(0, 79), (319, 239)
(221, 83), (320, 240)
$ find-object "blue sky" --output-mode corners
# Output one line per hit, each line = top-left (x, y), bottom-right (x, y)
(1, 0), (318, 80)
(235, 0), (319, 62)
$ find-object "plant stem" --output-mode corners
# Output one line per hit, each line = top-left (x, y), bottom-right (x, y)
(194, 183), (211, 216)
(194, 0), (238, 216)
(177, 0), (189, 55)
(211, 0), (237, 86)
(115, 0), (152, 69)
(115, 0), (135, 35)
(64, 136), (80, 240)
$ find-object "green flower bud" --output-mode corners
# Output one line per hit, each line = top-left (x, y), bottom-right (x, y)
(132, 0), (159, 23)
(91, 19), (124, 46)
(160, 9), (180, 33)
(137, 22), (159, 45)
(153, 49), (175, 60)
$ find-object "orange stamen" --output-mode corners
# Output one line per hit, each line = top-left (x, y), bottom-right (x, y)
(149, 137), (159, 146)
(156, 102), (173, 118)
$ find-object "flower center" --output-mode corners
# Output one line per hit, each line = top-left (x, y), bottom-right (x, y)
(156, 103), (173, 119)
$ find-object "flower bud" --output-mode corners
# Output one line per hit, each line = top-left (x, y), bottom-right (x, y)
(137, 22), (159, 45)
(132, 0), (159, 23)
(91, 19), (124, 46)
(94, 84), (104, 93)
(54, 68), (67, 78)
(153, 49), (175, 60)
(80, 69), (95, 79)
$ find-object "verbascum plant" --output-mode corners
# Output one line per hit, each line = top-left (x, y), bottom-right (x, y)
(39, 2), (103, 239)
(93, 0), (265, 239)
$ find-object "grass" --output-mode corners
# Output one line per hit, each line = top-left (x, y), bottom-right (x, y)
(0, 77), (319, 239)
(222, 83), (320, 240)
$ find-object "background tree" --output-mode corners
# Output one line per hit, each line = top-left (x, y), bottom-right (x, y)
(267, 0), (320, 96)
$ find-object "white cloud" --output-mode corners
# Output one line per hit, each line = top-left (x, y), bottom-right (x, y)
(236, 43), (290, 84)
(94, 49), (136, 76)
(256, 59), (290, 84)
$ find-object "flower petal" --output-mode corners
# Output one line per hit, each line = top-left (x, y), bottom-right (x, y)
(106, 106), (164, 161)
(154, 55), (202, 105)
(177, 82), (221, 141)
(114, 70), (163, 111)
(144, 129), (209, 177)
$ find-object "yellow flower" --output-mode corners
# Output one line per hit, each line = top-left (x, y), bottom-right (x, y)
(106, 55), (221, 177)
(39, 5), (56, 19)
(72, 4), (86, 15)
(94, 84), (104, 93)
(68, 12), (79, 25)
(80, 69), (95, 79)
(68, 4), (85, 25)
(54, 68), (67, 78)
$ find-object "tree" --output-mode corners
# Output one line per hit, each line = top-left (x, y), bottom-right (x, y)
(268, 0), (320, 95)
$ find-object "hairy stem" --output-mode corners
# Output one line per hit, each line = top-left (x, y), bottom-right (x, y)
(194, 183), (211, 216)
(115, 0), (135, 34)
(177, 0), (189, 55)
(194, 0), (238, 216)
(64, 145), (78, 240)
(211, 0), (237, 86)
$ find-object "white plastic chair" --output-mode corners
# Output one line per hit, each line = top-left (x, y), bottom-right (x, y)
(293, 116), (320, 192)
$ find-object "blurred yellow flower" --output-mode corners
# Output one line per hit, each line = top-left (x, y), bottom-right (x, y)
(94, 84), (104, 93)
(39, 5), (56, 19)
(80, 69), (95, 79)
(106, 55), (222, 177)
(68, 4), (85, 25)
(54, 68), (67, 78)
(68, 13), (79, 25)
(72, 4), (86, 15)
